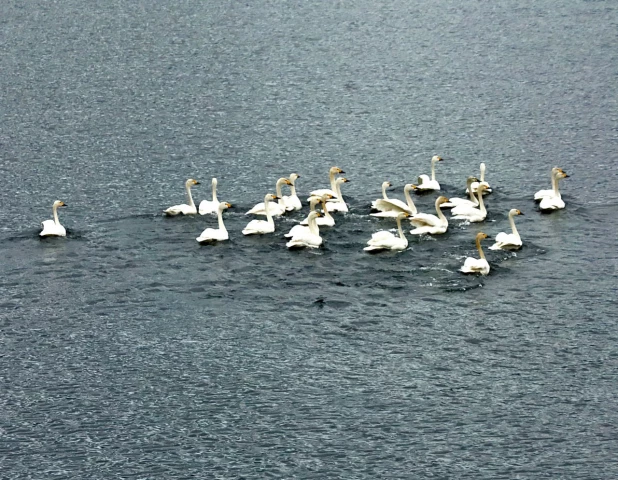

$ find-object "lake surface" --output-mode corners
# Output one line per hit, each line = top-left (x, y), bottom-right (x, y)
(2, 0), (618, 478)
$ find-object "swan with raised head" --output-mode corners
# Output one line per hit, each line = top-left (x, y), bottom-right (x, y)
(539, 171), (569, 211)
(409, 196), (449, 235)
(196, 202), (233, 243)
(489, 209), (524, 250)
(460, 232), (491, 275)
(467, 163), (492, 194)
(198, 178), (221, 215)
(416, 155), (443, 191)
(371, 181), (392, 209)
(441, 177), (480, 209)
(242, 194), (278, 235)
(40, 200), (67, 237)
(451, 184), (488, 222)
(280, 173), (302, 211)
(164, 178), (200, 215)
(309, 166), (345, 198)
(364, 212), (409, 252)
(286, 211), (323, 249)
(371, 184), (418, 217)
(246, 178), (292, 216)
(325, 177), (350, 213)
(534, 167), (567, 201)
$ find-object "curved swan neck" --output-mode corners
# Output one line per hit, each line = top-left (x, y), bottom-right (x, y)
(435, 199), (447, 221)
(290, 183), (297, 196)
(264, 196), (274, 226)
(335, 181), (344, 200)
(329, 169), (338, 191)
(186, 183), (195, 208)
(211, 180), (218, 202)
(476, 236), (486, 260)
(217, 207), (226, 232)
(431, 159), (437, 182)
(552, 172), (561, 196)
(404, 187), (417, 214)
(466, 178), (477, 203)
(508, 211), (520, 239)
(477, 188), (486, 214)
(275, 179), (286, 198)
(381, 183), (389, 200)
(308, 214), (319, 236)
(321, 200), (334, 221)
(52, 204), (60, 225)
(396, 215), (405, 239)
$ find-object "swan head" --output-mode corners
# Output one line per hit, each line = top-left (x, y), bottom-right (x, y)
(264, 193), (278, 203)
(510, 209), (523, 216)
(329, 166), (345, 175)
(435, 196), (449, 206)
(480, 163), (486, 172)
(53, 200), (67, 208)
(476, 232), (490, 241)
(218, 202), (233, 212)
(382, 181), (392, 189)
(211, 177), (217, 186)
(404, 183), (415, 192)
(289, 173), (300, 184)
(431, 155), (443, 163)
(336, 177), (350, 185)
(557, 171), (569, 179)
(477, 183), (488, 193)
(466, 176), (479, 186)
(307, 211), (323, 219)
(186, 178), (200, 187)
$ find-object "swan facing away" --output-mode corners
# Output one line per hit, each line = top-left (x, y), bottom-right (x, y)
(40, 200), (67, 237)
(451, 183), (488, 223)
(409, 196), (449, 235)
(280, 173), (302, 211)
(325, 177), (350, 213)
(242, 194), (278, 235)
(286, 211), (323, 249)
(371, 184), (418, 217)
(416, 155), (443, 191)
(467, 163), (492, 194)
(198, 178), (221, 215)
(364, 212), (409, 252)
(371, 181), (392, 209)
(534, 167), (566, 201)
(164, 178), (200, 215)
(196, 202), (233, 243)
(489, 209), (523, 250)
(309, 166), (345, 198)
(460, 232), (490, 275)
(442, 177), (480, 209)
(246, 178), (292, 216)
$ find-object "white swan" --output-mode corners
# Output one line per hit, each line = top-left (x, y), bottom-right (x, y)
(409, 196), (449, 235)
(285, 195), (323, 238)
(196, 202), (233, 243)
(280, 173), (302, 211)
(467, 163), (492, 194)
(451, 184), (488, 223)
(460, 232), (490, 275)
(416, 155), (443, 191)
(302, 194), (335, 226)
(198, 178), (221, 215)
(364, 212), (409, 252)
(534, 167), (566, 201)
(242, 194), (278, 235)
(40, 200), (67, 237)
(245, 178), (292, 216)
(370, 181), (392, 209)
(286, 211), (323, 249)
(371, 184), (418, 217)
(164, 178), (200, 215)
(441, 177), (480, 209)
(539, 171), (569, 211)
(309, 166), (345, 198)
(489, 209), (524, 250)
(325, 177), (350, 213)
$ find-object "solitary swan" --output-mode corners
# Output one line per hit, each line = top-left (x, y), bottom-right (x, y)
(539, 171), (569, 211)
(242, 194), (278, 235)
(286, 211), (323, 249)
(416, 155), (443, 191)
(451, 184), (488, 223)
(371, 184), (418, 217)
(489, 209), (524, 250)
(309, 166), (345, 198)
(246, 178), (292, 216)
(371, 181), (392, 209)
(325, 177), (350, 213)
(285, 195), (324, 238)
(409, 196), (449, 235)
(441, 177), (480, 209)
(280, 173), (302, 211)
(534, 167), (567, 201)
(196, 202), (233, 243)
(164, 178), (200, 215)
(460, 232), (490, 275)
(198, 178), (221, 215)
(467, 163), (492, 194)
(364, 212), (409, 252)
(40, 200), (67, 237)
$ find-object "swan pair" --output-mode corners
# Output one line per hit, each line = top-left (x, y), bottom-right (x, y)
(242, 194), (279, 235)
(40, 200), (67, 237)
(286, 211), (323, 249)
(246, 177), (296, 216)
(467, 163), (492, 194)
(534, 167), (569, 211)
(461, 232), (491, 275)
(310, 167), (350, 212)
(285, 194), (335, 239)
(449, 184), (489, 223)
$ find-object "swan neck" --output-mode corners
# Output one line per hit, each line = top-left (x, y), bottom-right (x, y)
(477, 189), (486, 214)
(476, 236), (486, 260)
(52, 204), (60, 225)
(329, 170), (337, 191)
(396, 216), (405, 239)
(480, 164), (486, 181)
(290, 183), (297, 196)
(467, 180), (477, 203)
(335, 181), (344, 200)
(211, 182), (218, 202)
(186, 184), (195, 208)
(435, 200), (447, 221)
(552, 174), (561, 196)
(217, 208), (226, 232)
(404, 188), (417, 214)
(508, 211), (519, 239)
(322, 201), (333, 221)
(382, 184), (389, 200)
(308, 215), (319, 236)
(275, 179), (285, 198)
(264, 198), (274, 226)
(431, 160), (436, 182)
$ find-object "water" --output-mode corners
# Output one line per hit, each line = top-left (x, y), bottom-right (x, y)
(2, 0), (618, 478)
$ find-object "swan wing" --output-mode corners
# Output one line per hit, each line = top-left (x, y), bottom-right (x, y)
(242, 219), (273, 235)
(164, 204), (195, 215)
(534, 189), (561, 201)
(489, 232), (522, 250)
(280, 195), (302, 211)
(460, 258), (490, 275)
(374, 199), (414, 215)
(309, 189), (337, 199)
(245, 202), (286, 216)
(410, 213), (440, 227)
(286, 233), (322, 249)
(40, 220), (66, 237)
(370, 211), (401, 218)
(441, 198), (477, 209)
(199, 200), (219, 215)
(285, 225), (309, 238)
(325, 202), (348, 213)
(196, 228), (228, 242)
(539, 196), (565, 211)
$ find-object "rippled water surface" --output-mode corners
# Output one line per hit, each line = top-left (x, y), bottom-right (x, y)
(2, 0), (618, 478)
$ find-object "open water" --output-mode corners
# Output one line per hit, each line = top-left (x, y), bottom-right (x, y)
(1, 0), (618, 478)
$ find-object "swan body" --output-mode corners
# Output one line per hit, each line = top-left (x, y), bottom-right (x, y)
(285, 195), (327, 238)
(416, 155), (443, 191)
(279, 173), (302, 211)
(325, 177), (350, 213)
(364, 212), (409, 252)
(409, 196), (449, 235)
(40, 200), (67, 237)
(309, 166), (345, 198)
(489, 209), (523, 250)
(442, 177), (480, 209)
(286, 211), (323, 249)
(451, 184), (488, 222)
(461, 232), (490, 275)
(164, 179), (200, 215)
(196, 202), (233, 243)
(246, 178), (292, 216)
(371, 184), (418, 217)
(371, 181), (392, 209)
(467, 163), (492, 194)
(242, 194), (278, 235)
(534, 167), (563, 200)
(198, 178), (221, 215)
(539, 171), (569, 210)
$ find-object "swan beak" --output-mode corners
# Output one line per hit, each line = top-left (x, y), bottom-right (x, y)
(344, 179), (351, 183)
(60, 202), (67, 207)
(518, 211), (524, 215)
(226, 203), (233, 208)
(564, 174), (570, 178)
(339, 169), (345, 174)
(194, 181), (201, 185)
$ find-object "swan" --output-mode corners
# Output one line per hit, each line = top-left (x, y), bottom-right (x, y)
(245, 178), (292, 216)
(198, 178), (221, 215)
(196, 202), (233, 243)
(285, 195), (323, 238)
(441, 177), (480, 209)
(301, 194), (335, 226)
(451, 184), (488, 223)
(325, 177), (350, 213)
(467, 163), (492, 194)
(534, 167), (566, 201)
(489, 209), (524, 250)
(409, 196), (449, 235)
(279, 173), (302, 211)
(416, 155), (443, 191)
(309, 166), (345, 198)
(242, 194), (278, 235)
(40, 200), (67, 237)
(460, 232), (491, 275)
(370, 181), (392, 209)
(539, 171), (569, 211)
(371, 184), (418, 217)
(164, 178), (200, 215)
(286, 211), (323, 249)
(364, 212), (409, 252)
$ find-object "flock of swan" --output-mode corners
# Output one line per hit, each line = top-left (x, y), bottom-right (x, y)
(40, 157), (570, 276)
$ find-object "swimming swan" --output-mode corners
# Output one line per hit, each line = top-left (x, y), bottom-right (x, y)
(371, 184), (418, 217)
(451, 184), (488, 222)
(242, 194), (278, 235)
(164, 178), (200, 215)
(40, 200), (67, 237)
(286, 211), (323, 249)
(534, 167), (567, 201)
(441, 177), (480, 209)
(489, 209), (523, 250)
(196, 202), (233, 243)
(364, 212), (409, 252)
(539, 171), (569, 211)
(246, 178), (292, 216)
(409, 196), (449, 235)
(416, 155), (443, 191)
(325, 177), (350, 213)
(280, 173), (302, 211)
(309, 166), (345, 198)
(371, 181), (392, 209)
(460, 232), (490, 275)
(285, 195), (324, 238)
(467, 163), (492, 194)
(198, 178), (221, 215)
(301, 194), (335, 226)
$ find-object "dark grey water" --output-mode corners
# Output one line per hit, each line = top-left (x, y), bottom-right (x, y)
(2, 0), (618, 478)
